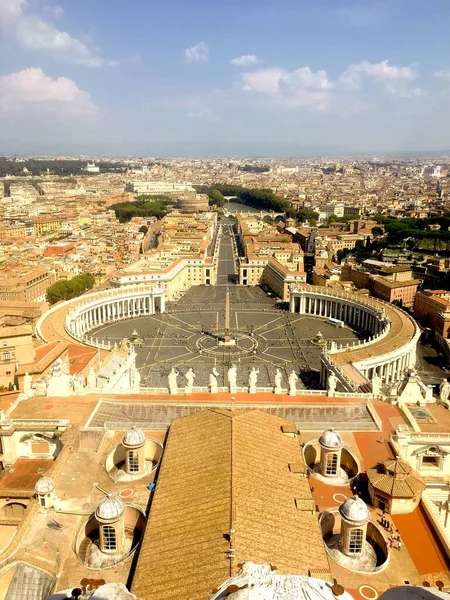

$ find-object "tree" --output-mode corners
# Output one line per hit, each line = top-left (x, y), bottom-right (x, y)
(372, 227), (384, 237)
(46, 273), (95, 305)
(207, 188), (225, 207)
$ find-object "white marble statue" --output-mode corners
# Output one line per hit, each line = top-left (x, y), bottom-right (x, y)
(249, 367), (259, 394)
(209, 367), (219, 393)
(46, 358), (73, 397)
(168, 367), (179, 395)
(23, 372), (33, 397)
(288, 370), (297, 397)
(371, 371), (381, 396)
(439, 378), (450, 405)
(228, 364), (237, 394)
(132, 365), (141, 392)
(73, 375), (85, 395)
(274, 369), (282, 394)
(185, 368), (195, 394)
(35, 378), (47, 397)
(87, 365), (97, 391)
(327, 372), (337, 396)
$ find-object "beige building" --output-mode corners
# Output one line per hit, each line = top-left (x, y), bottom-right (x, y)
(0, 325), (34, 388)
(367, 457), (425, 515)
(0, 266), (55, 303)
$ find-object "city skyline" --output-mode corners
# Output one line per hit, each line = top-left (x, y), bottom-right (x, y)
(2, 0), (450, 155)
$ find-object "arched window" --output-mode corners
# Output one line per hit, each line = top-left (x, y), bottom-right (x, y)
(102, 525), (116, 551)
(128, 450), (139, 473)
(326, 453), (338, 476)
(348, 528), (364, 554)
(3, 351), (9, 361)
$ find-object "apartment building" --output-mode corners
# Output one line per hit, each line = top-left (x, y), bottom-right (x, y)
(0, 266), (55, 302)
(0, 325), (34, 388)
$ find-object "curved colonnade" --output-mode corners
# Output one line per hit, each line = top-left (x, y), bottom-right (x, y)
(290, 285), (421, 391)
(36, 285), (166, 348)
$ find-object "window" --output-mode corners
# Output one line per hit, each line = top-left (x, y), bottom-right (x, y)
(128, 450), (139, 473)
(326, 453), (338, 476)
(2, 351), (9, 361)
(348, 528), (364, 554)
(422, 455), (440, 469)
(102, 525), (117, 551)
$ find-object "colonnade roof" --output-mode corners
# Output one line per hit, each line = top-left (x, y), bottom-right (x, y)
(332, 302), (416, 365)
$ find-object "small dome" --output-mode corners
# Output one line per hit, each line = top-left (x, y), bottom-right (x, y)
(123, 426), (145, 447)
(339, 496), (370, 524)
(35, 476), (55, 494)
(319, 428), (344, 449)
(95, 494), (125, 521)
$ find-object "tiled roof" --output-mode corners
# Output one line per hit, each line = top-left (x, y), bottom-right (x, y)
(131, 409), (330, 600)
(367, 458), (425, 498)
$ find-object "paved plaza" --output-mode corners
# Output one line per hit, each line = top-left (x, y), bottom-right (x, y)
(91, 284), (360, 389)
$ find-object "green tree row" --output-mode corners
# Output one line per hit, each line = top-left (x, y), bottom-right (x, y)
(46, 273), (95, 305)
(110, 197), (175, 222)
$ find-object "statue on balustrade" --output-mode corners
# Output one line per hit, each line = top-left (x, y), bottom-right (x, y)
(288, 370), (297, 396)
(249, 367), (259, 394)
(439, 378), (450, 407)
(228, 364), (237, 394)
(185, 368), (195, 394)
(327, 372), (337, 396)
(274, 369), (282, 394)
(168, 367), (179, 395)
(371, 371), (381, 397)
(209, 367), (219, 394)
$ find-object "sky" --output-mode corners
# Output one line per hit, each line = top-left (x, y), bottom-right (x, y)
(1, 0), (450, 156)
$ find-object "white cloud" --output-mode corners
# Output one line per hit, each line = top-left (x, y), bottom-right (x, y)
(0, 0), (102, 66)
(0, 0), (134, 68)
(241, 66), (334, 110)
(0, 68), (98, 116)
(43, 3), (64, 18)
(231, 54), (261, 67)
(340, 60), (416, 90)
(434, 70), (450, 81)
(184, 41), (209, 63)
(241, 68), (284, 94)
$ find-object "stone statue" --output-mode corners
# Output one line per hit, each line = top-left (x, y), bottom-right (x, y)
(34, 378), (47, 397)
(249, 367), (259, 394)
(209, 367), (219, 394)
(87, 365), (97, 391)
(228, 364), (237, 394)
(371, 371), (381, 396)
(23, 372), (33, 397)
(73, 375), (85, 395)
(288, 370), (297, 397)
(46, 358), (73, 397)
(327, 372), (337, 396)
(274, 369), (282, 394)
(185, 368), (195, 394)
(439, 378), (450, 405)
(168, 367), (179, 395)
(132, 365), (141, 392)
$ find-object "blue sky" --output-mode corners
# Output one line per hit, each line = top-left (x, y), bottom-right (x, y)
(1, 0), (450, 155)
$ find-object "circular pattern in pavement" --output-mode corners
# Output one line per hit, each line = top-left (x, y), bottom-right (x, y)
(359, 585), (378, 600)
(332, 493), (348, 504)
(119, 488), (134, 499)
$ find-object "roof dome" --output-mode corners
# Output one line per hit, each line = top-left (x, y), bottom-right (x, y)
(319, 428), (344, 449)
(34, 476), (55, 494)
(95, 494), (125, 522)
(339, 496), (370, 524)
(123, 426), (145, 447)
